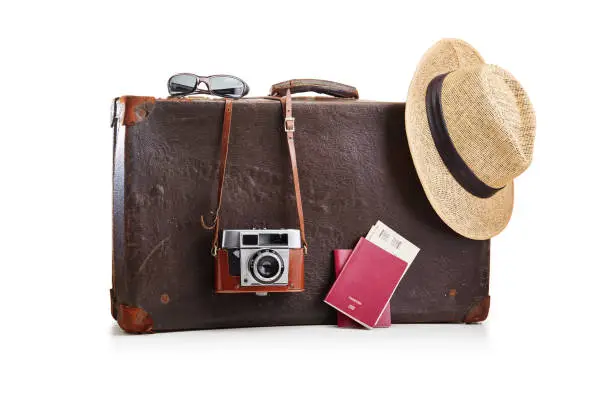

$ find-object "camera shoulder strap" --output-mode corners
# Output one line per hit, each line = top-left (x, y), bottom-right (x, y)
(201, 99), (233, 256)
(201, 92), (308, 256)
(280, 90), (308, 254)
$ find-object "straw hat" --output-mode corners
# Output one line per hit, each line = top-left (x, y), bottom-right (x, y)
(405, 39), (535, 240)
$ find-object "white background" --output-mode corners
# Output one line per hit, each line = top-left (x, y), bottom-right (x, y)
(2, 0), (611, 406)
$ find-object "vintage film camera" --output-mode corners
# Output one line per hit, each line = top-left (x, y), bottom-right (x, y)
(215, 229), (305, 295)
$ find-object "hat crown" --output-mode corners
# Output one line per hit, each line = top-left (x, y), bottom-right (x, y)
(440, 65), (535, 188)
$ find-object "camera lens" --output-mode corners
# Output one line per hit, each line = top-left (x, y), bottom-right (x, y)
(256, 256), (280, 279)
(249, 250), (284, 284)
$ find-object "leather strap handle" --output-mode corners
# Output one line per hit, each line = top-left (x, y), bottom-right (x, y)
(270, 79), (359, 99)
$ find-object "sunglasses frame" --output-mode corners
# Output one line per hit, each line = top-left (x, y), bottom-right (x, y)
(167, 73), (250, 99)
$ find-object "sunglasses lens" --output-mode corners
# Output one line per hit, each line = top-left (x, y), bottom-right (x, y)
(168, 74), (197, 95)
(209, 76), (247, 98)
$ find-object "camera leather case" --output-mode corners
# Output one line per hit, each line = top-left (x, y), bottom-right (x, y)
(110, 79), (491, 333)
(215, 248), (305, 294)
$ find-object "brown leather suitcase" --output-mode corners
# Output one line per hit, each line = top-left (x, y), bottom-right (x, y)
(110, 80), (490, 333)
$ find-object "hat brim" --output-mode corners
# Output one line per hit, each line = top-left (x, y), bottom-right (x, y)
(405, 39), (513, 240)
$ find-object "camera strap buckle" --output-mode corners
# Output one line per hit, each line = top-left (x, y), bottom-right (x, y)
(284, 116), (295, 133)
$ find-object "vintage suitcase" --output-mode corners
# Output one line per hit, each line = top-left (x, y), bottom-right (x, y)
(110, 80), (490, 333)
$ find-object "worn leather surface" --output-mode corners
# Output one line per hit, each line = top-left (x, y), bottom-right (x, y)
(112, 96), (490, 331)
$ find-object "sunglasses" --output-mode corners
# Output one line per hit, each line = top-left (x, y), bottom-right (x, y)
(167, 73), (250, 98)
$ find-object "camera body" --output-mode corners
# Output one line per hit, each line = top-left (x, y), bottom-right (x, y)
(215, 229), (305, 294)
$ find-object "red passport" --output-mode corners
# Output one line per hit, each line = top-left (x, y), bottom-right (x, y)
(334, 249), (391, 328)
(325, 237), (408, 329)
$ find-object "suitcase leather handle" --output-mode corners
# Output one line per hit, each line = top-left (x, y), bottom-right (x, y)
(269, 79), (359, 99)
